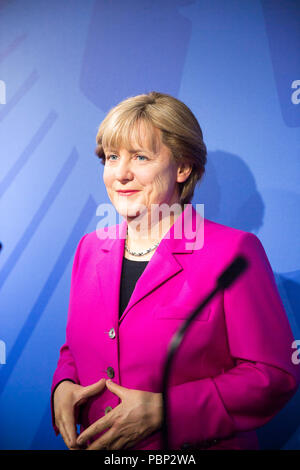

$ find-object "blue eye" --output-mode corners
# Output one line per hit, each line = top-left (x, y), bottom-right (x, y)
(105, 154), (148, 162)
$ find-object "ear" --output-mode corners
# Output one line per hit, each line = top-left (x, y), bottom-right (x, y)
(176, 162), (193, 184)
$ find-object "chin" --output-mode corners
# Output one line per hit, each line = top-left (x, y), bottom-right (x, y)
(114, 199), (147, 219)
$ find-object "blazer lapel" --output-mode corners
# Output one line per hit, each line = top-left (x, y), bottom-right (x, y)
(120, 246), (184, 322)
(95, 222), (126, 328)
(95, 204), (204, 324)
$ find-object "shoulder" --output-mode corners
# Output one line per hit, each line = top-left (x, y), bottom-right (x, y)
(203, 217), (259, 245)
(202, 218), (268, 265)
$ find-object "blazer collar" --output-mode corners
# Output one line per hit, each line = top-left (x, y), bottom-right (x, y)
(95, 203), (204, 324)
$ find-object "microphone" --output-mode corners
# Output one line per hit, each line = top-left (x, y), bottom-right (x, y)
(161, 255), (248, 450)
(217, 255), (248, 289)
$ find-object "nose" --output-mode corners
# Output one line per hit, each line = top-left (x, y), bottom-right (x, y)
(115, 158), (134, 182)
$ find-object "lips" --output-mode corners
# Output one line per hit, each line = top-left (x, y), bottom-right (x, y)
(117, 190), (140, 195)
(117, 189), (139, 194)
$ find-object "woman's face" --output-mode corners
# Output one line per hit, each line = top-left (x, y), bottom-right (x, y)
(103, 126), (188, 220)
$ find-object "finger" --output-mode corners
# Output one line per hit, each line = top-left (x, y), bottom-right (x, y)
(61, 409), (79, 449)
(86, 427), (118, 450)
(108, 436), (131, 450)
(58, 421), (70, 448)
(76, 378), (106, 406)
(60, 421), (77, 449)
(81, 378), (106, 399)
(66, 425), (80, 450)
(105, 379), (129, 399)
(76, 415), (112, 446)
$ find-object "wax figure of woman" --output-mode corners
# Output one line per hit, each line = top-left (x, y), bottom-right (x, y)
(51, 92), (299, 450)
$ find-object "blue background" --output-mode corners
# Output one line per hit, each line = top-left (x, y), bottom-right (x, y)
(0, 0), (299, 450)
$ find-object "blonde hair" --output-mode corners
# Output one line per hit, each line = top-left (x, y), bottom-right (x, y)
(95, 91), (207, 205)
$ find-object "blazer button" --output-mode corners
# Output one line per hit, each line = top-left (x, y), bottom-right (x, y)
(105, 406), (113, 415)
(106, 367), (115, 378)
(108, 328), (115, 339)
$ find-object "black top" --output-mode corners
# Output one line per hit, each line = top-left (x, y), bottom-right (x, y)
(119, 257), (149, 317)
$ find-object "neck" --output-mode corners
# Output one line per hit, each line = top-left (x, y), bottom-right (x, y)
(126, 203), (183, 251)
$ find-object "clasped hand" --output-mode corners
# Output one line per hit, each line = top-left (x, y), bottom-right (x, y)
(54, 378), (163, 450)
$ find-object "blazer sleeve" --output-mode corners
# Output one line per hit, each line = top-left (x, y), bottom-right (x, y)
(50, 234), (88, 436)
(167, 232), (300, 449)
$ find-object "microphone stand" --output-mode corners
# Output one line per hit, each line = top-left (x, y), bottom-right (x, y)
(161, 255), (248, 450)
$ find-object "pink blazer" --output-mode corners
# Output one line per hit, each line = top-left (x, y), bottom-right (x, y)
(51, 204), (299, 450)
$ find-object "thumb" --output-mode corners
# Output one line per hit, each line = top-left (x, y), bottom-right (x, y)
(80, 378), (106, 401)
(106, 379), (128, 399)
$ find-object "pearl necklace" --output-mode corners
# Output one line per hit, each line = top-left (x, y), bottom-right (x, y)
(125, 229), (160, 256)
